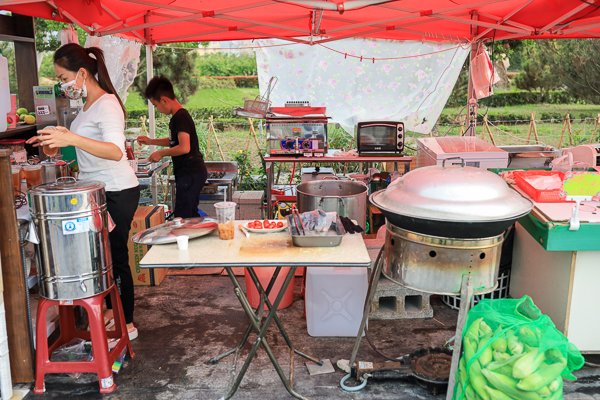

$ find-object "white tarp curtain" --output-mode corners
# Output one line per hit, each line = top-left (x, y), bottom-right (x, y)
(255, 38), (470, 135)
(84, 35), (141, 105)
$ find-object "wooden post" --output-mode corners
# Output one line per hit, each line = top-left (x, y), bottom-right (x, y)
(208, 116), (225, 161)
(558, 114), (569, 149)
(526, 112), (534, 145)
(567, 114), (573, 147)
(0, 150), (34, 382)
(245, 118), (262, 153)
(482, 116), (497, 146)
(459, 114), (467, 136)
(532, 112), (540, 145)
(590, 113), (600, 144)
(206, 116), (213, 160)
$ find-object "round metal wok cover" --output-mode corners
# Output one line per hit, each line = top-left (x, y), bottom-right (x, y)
(371, 162), (533, 223)
(131, 217), (218, 245)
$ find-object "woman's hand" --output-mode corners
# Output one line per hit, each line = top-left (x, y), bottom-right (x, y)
(137, 135), (152, 145)
(27, 126), (76, 149)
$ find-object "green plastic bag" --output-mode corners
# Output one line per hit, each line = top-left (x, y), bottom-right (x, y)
(453, 296), (585, 400)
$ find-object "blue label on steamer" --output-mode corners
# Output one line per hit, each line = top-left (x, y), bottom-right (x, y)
(62, 217), (90, 235)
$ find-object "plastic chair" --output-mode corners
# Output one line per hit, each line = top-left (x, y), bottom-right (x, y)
(34, 284), (134, 394)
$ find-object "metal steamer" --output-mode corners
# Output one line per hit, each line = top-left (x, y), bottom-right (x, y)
(29, 178), (113, 300)
(348, 158), (533, 398)
(383, 224), (503, 296)
(296, 177), (368, 232)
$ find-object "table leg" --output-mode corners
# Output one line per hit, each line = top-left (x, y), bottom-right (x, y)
(267, 162), (273, 219)
(245, 267), (321, 365)
(349, 246), (384, 368)
(221, 266), (311, 400)
(210, 267), (282, 364)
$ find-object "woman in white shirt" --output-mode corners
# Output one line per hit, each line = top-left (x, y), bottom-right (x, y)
(27, 44), (140, 341)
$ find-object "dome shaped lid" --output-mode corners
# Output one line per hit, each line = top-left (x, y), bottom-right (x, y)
(371, 158), (533, 223)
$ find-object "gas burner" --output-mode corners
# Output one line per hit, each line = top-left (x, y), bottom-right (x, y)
(208, 171), (226, 179)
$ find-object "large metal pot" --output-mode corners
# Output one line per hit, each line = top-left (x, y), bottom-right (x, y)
(40, 160), (69, 184)
(29, 178), (113, 300)
(296, 177), (367, 231)
(383, 223), (503, 295)
(370, 158), (533, 238)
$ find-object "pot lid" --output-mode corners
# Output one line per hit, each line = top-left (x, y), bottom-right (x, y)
(29, 178), (105, 194)
(131, 217), (218, 245)
(371, 159), (533, 222)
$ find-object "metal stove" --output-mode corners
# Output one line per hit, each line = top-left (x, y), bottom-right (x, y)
(205, 161), (238, 201)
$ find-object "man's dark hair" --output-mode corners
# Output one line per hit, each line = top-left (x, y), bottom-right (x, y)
(144, 76), (177, 102)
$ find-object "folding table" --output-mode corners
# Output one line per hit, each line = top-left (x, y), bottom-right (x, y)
(139, 221), (372, 399)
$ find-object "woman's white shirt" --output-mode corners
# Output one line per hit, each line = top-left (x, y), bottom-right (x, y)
(70, 93), (138, 191)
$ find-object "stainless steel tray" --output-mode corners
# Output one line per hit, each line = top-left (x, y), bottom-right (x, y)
(286, 214), (346, 247)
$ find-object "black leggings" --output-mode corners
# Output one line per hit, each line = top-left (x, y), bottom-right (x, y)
(105, 185), (140, 324)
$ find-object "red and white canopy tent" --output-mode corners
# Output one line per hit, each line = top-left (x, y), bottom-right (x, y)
(3, 0), (600, 136)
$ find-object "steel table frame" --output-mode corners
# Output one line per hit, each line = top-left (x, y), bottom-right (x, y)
(139, 226), (371, 399)
(265, 151), (413, 219)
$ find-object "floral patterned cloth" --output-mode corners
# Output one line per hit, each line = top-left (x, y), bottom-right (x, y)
(255, 38), (469, 135)
(85, 35), (141, 105)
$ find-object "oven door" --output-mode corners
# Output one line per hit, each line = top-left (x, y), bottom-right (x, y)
(356, 122), (404, 153)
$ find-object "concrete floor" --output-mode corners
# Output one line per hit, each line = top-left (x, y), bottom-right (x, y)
(23, 272), (600, 400)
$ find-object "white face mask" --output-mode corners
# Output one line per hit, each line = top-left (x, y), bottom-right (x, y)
(60, 70), (87, 99)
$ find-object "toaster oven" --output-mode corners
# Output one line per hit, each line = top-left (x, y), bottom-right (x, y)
(355, 121), (405, 156)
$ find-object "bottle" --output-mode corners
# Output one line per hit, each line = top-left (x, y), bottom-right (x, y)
(126, 141), (135, 160)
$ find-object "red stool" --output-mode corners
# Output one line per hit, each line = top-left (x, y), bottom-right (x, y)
(34, 284), (135, 394)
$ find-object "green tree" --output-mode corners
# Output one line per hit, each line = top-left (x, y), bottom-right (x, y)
(133, 43), (201, 104)
(538, 39), (600, 104)
(0, 42), (18, 95)
(196, 52), (257, 76)
(513, 43), (560, 102)
(34, 19), (87, 81)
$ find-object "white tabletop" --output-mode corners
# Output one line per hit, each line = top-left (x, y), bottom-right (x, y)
(139, 220), (372, 268)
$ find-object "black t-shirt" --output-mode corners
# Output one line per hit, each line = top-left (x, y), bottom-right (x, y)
(169, 109), (206, 176)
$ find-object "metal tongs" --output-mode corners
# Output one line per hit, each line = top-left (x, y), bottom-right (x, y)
(291, 205), (306, 236)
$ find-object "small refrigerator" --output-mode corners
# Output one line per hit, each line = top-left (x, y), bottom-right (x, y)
(417, 136), (508, 169)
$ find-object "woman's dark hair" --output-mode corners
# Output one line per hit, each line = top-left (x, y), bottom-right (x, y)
(144, 76), (177, 102)
(54, 43), (126, 119)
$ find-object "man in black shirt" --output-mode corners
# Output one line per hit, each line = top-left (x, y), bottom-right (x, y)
(138, 76), (208, 218)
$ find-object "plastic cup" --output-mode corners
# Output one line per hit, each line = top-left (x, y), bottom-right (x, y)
(22, 164), (42, 188)
(176, 235), (189, 250)
(215, 201), (236, 240)
(12, 166), (21, 196)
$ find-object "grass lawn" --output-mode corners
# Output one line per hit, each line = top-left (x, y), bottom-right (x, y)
(442, 104), (600, 119)
(125, 87), (260, 110)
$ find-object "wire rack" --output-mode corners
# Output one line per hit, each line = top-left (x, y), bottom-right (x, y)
(243, 77), (278, 117)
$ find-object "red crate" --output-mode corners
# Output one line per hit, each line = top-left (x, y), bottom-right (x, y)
(513, 170), (566, 202)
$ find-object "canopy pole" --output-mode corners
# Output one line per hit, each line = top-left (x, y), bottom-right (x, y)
(465, 11), (479, 137)
(145, 12), (158, 206)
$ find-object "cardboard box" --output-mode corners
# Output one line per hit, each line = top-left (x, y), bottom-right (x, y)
(233, 190), (264, 220)
(128, 206), (167, 286)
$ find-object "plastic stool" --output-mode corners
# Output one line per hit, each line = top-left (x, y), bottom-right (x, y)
(34, 284), (134, 394)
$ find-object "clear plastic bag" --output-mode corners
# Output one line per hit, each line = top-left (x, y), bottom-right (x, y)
(50, 338), (92, 378)
(552, 152), (573, 173)
(299, 210), (337, 232)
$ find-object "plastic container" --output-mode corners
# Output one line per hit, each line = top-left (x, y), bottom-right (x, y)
(215, 201), (236, 240)
(244, 267), (294, 310)
(0, 51), (9, 133)
(305, 266), (368, 337)
(11, 166), (21, 196)
(22, 164), (42, 188)
(513, 170), (566, 202)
